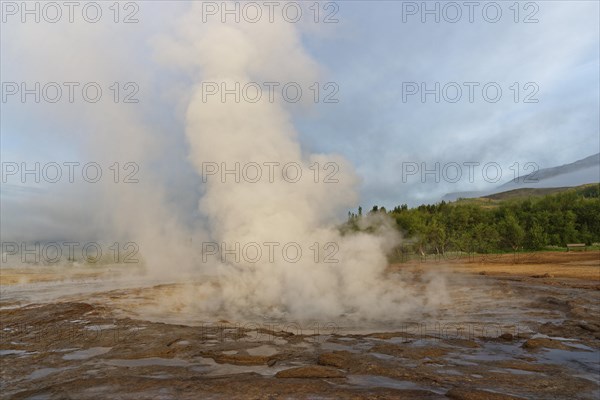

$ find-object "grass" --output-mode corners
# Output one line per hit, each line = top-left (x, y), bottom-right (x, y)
(453, 183), (599, 207)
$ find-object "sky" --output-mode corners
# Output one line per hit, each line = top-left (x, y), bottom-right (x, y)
(1, 0), (599, 243)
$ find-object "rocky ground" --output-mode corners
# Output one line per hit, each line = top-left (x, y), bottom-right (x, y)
(1, 251), (599, 399)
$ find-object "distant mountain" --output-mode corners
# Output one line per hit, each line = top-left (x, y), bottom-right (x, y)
(443, 153), (600, 202)
(442, 190), (488, 202)
(450, 184), (599, 207)
(496, 153), (599, 191)
(481, 186), (588, 201)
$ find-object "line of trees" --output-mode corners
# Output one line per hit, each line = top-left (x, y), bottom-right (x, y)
(345, 185), (600, 255)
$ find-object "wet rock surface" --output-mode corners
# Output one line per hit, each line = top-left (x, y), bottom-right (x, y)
(446, 387), (527, 400)
(1, 258), (599, 399)
(275, 365), (345, 378)
(521, 337), (576, 351)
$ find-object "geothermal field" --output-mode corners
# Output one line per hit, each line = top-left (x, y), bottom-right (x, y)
(1, 252), (599, 399)
(1, 1), (599, 399)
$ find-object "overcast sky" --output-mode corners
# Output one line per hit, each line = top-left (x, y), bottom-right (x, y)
(1, 1), (599, 242)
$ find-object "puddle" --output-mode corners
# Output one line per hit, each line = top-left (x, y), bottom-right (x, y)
(141, 373), (173, 379)
(489, 368), (532, 375)
(27, 367), (67, 380)
(63, 347), (112, 360)
(370, 352), (395, 360)
(105, 357), (190, 368)
(25, 394), (52, 400)
(565, 343), (595, 351)
(454, 342), (524, 363)
(53, 348), (79, 353)
(347, 375), (444, 394)
(461, 352), (511, 362)
(85, 324), (117, 331)
(246, 345), (278, 357)
(537, 348), (600, 383)
(292, 342), (313, 349)
(531, 333), (578, 342)
(446, 358), (478, 366)
(437, 369), (463, 376)
(504, 368), (537, 375)
(192, 356), (288, 376)
(0, 349), (28, 356)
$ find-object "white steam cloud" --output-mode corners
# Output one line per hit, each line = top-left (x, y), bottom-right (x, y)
(2, 1), (448, 322)
(152, 3), (448, 321)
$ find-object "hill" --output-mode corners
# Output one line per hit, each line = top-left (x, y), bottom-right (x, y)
(443, 153), (599, 202)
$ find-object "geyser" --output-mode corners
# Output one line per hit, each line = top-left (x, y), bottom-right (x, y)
(151, 2), (449, 322)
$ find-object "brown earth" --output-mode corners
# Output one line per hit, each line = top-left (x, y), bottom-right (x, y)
(1, 253), (598, 399)
(391, 250), (600, 284)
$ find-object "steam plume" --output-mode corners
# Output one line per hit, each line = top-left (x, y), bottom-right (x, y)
(155, 3), (448, 321)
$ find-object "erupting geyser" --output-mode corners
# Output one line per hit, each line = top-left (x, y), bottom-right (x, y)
(152, 3), (449, 321)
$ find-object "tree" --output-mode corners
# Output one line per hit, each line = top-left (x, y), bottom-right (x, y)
(472, 223), (500, 254)
(528, 221), (547, 250)
(427, 217), (448, 255)
(347, 184), (600, 255)
(499, 213), (525, 251)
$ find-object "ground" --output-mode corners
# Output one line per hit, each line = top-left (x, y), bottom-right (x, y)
(1, 251), (599, 399)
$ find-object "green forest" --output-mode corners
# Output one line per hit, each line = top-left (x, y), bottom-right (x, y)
(344, 184), (600, 257)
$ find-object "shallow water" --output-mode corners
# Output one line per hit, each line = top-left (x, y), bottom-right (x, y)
(63, 347), (112, 360)
(2, 266), (599, 399)
(246, 344), (278, 357)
